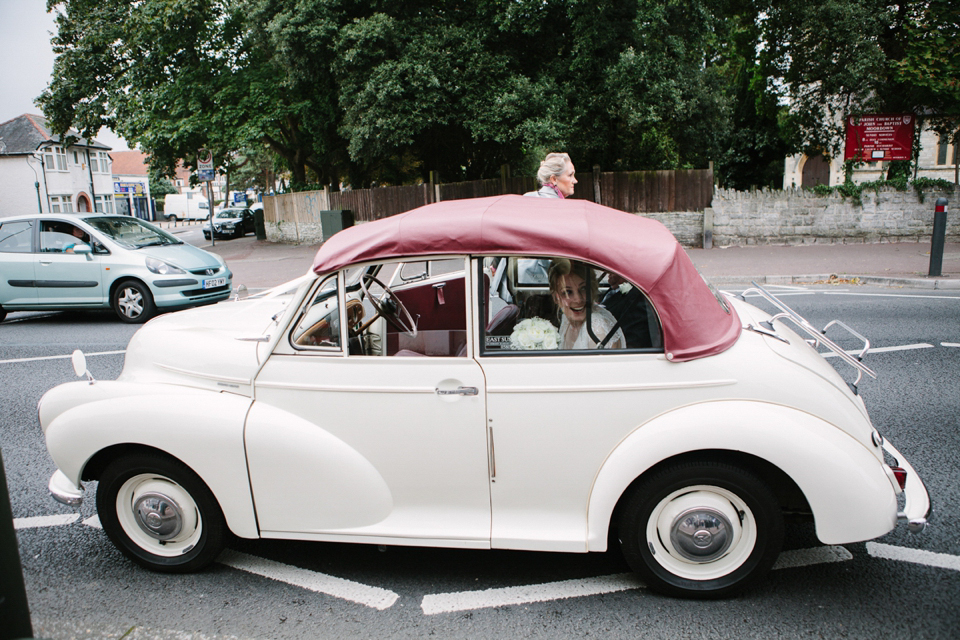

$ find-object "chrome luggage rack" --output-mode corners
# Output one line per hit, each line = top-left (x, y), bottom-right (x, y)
(739, 282), (877, 393)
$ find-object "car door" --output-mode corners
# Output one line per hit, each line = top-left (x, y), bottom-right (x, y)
(0, 219), (38, 307)
(247, 262), (493, 546)
(474, 255), (676, 553)
(35, 220), (104, 306)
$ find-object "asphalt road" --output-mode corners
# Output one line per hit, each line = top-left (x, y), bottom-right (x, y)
(2, 283), (959, 639)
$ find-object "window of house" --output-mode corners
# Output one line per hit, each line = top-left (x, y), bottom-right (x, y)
(93, 151), (110, 173)
(50, 195), (74, 213)
(479, 256), (662, 355)
(44, 146), (68, 172)
(937, 134), (958, 166)
(95, 195), (115, 214)
(73, 151), (80, 165)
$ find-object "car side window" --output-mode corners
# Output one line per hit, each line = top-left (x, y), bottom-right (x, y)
(480, 255), (663, 354)
(0, 221), (34, 253)
(39, 221), (90, 253)
(350, 259), (469, 357)
(290, 274), (342, 351)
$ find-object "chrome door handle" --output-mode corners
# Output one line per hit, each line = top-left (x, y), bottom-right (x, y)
(436, 386), (479, 396)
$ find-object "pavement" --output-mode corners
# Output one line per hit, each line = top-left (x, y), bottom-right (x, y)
(156, 219), (960, 291)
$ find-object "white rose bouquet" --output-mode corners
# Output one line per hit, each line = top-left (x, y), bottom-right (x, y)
(509, 317), (560, 350)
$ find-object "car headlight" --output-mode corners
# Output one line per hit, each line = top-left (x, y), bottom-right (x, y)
(146, 257), (186, 275)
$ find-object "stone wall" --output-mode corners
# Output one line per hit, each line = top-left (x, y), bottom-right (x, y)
(649, 186), (959, 247)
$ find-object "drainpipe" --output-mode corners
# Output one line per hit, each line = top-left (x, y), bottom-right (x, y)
(37, 145), (50, 212)
(27, 153), (43, 212)
(86, 149), (97, 211)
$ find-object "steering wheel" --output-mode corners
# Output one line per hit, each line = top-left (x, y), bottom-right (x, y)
(360, 274), (418, 337)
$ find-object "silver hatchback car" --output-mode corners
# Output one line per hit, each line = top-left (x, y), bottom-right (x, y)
(0, 213), (232, 323)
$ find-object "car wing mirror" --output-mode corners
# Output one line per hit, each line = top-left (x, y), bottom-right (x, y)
(71, 349), (96, 385)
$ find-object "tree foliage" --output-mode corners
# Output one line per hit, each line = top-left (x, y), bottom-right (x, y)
(38, 0), (958, 190)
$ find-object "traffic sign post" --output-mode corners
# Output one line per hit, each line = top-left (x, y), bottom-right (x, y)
(198, 149), (216, 247)
(929, 198), (949, 277)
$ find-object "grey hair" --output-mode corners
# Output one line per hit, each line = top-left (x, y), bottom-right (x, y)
(537, 153), (570, 186)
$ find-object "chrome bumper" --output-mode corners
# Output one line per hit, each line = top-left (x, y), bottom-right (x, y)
(49, 470), (83, 507)
(882, 440), (930, 534)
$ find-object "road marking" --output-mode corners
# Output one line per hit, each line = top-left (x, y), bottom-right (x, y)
(421, 545), (854, 615)
(866, 542), (960, 572)
(83, 515), (102, 528)
(0, 350), (125, 365)
(823, 292), (960, 300)
(821, 343), (933, 358)
(13, 513), (79, 529)
(217, 550), (400, 611)
(421, 573), (643, 615)
(943, 343), (960, 348)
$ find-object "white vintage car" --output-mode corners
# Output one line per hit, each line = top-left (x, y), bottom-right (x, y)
(40, 195), (929, 598)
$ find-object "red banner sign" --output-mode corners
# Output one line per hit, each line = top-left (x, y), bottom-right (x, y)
(844, 114), (915, 162)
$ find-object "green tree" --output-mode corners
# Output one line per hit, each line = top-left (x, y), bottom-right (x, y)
(760, 0), (960, 159)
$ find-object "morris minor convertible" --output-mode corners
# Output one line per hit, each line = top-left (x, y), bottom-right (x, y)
(39, 195), (929, 598)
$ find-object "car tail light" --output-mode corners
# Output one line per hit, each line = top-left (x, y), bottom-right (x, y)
(891, 466), (908, 490)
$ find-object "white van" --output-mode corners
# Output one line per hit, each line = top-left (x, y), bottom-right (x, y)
(163, 193), (210, 221)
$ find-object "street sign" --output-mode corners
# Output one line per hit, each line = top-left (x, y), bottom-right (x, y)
(198, 169), (215, 182)
(844, 114), (915, 162)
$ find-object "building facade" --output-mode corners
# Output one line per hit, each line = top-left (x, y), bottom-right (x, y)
(784, 122), (960, 189)
(0, 114), (115, 219)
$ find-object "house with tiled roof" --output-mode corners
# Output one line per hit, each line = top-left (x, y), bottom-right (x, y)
(0, 113), (115, 219)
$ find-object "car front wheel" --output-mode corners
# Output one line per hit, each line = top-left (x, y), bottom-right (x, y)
(618, 461), (783, 598)
(97, 453), (225, 573)
(112, 280), (155, 323)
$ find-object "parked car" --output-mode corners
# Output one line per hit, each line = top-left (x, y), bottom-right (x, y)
(0, 213), (232, 323)
(39, 196), (928, 598)
(162, 194), (210, 221)
(203, 208), (255, 240)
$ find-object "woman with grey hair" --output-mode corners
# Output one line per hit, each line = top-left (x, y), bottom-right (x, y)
(533, 152), (577, 198)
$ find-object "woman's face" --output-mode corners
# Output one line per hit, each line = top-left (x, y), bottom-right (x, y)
(551, 161), (577, 197)
(553, 272), (587, 325)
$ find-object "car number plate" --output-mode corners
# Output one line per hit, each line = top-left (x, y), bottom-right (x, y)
(203, 277), (226, 289)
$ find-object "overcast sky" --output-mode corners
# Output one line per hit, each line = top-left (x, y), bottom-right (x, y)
(0, 0), (129, 150)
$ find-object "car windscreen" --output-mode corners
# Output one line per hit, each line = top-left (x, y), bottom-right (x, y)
(82, 216), (182, 249)
(216, 210), (243, 219)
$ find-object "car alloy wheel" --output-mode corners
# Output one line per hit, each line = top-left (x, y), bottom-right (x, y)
(97, 453), (225, 572)
(618, 460), (783, 598)
(113, 280), (155, 324)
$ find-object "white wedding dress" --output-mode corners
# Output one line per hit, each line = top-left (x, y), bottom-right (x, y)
(559, 305), (626, 350)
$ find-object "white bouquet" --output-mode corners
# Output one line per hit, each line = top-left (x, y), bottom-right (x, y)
(509, 317), (560, 350)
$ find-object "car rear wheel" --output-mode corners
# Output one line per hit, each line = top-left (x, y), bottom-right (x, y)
(113, 279), (155, 323)
(0, 306), (6, 322)
(97, 453), (225, 573)
(618, 461), (783, 599)
(166, 214), (179, 222)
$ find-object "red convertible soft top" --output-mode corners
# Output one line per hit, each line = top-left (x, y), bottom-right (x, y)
(312, 195), (740, 361)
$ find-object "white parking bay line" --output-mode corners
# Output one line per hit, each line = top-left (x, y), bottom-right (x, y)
(943, 343), (960, 348)
(217, 550), (400, 610)
(421, 546), (853, 615)
(421, 573), (642, 615)
(821, 343), (933, 358)
(13, 513), (79, 529)
(0, 350), (126, 365)
(866, 542), (960, 572)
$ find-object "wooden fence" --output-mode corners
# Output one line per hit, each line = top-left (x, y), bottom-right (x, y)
(263, 168), (713, 232)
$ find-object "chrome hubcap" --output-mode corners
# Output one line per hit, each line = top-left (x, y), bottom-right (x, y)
(669, 507), (733, 561)
(118, 288), (143, 317)
(134, 492), (183, 541)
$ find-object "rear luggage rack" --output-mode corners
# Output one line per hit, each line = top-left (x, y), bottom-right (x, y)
(739, 282), (877, 393)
